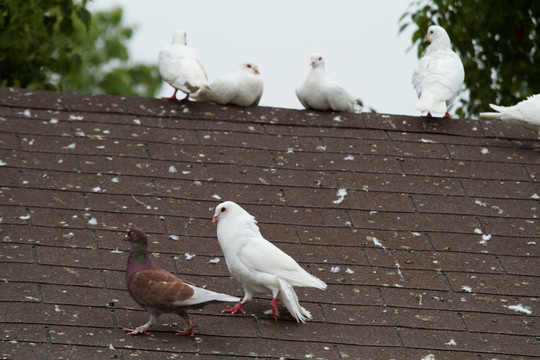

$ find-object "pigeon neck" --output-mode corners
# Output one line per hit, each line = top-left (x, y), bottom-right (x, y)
(126, 242), (156, 274)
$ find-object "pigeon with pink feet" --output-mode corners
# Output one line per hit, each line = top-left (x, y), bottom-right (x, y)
(212, 201), (327, 323)
(122, 228), (239, 337)
(158, 30), (210, 101)
(412, 25), (464, 118)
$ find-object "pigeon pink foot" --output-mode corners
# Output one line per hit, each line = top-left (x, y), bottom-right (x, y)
(270, 298), (283, 320)
(222, 302), (247, 315)
(443, 112), (452, 118)
(123, 327), (151, 336)
(161, 89), (179, 101)
(175, 323), (200, 337)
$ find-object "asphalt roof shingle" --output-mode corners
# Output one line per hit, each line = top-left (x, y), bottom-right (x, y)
(0, 86), (539, 359)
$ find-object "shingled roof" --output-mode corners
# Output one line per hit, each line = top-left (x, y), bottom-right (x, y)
(0, 86), (538, 359)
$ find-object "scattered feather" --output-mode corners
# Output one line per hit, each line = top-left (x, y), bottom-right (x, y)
(507, 304), (532, 315)
(445, 339), (457, 346)
(184, 253), (196, 261)
(110, 248), (123, 254)
(88, 217), (98, 225)
(333, 115), (343, 122)
(0, 160), (7, 166)
(133, 118), (141, 125)
(212, 194), (222, 200)
(330, 266), (340, 273)
(345, 268), (354, 274)
(69, 114), (84, 120)
(209, 257), (220, 264)
(169, 234), (180, 241)
(92, 186), (102, 192)
(49, 118), (58, 124)
(23, 109), (31, 117)
(111, 177), (119, 183)
(344, 155), (355, 161)
(333, 188), (348, 204)
(18, 214), (31, 220)
(168, 165), (177, 173)
(371, 237), (387, 251)
(475, 199), (487, 207)
(420, 138), (437, 143)
(474, 228), (483, 234)
(461, 286), (472, 293)
(63, 143), (76, 150)
(480, 148), (489, 154)
(395, 262), (405, 281)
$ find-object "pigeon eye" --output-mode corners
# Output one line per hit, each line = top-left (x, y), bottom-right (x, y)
(318, 57), (322, 61)
(221, 207), (226, 213)
(130, 231), (135, 237)
(247, 64), (252, 68)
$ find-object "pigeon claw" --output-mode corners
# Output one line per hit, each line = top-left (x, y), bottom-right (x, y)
(161, 89), (179, 101)
(222, 303), (246, 315)
(175, 324), (200, 337)
(270, 298), (283, 320)
(123, 328), (151, 336)
(443, 112), (452, 118)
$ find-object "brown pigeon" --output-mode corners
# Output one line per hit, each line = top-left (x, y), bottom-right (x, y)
(122, 227), (239, 336)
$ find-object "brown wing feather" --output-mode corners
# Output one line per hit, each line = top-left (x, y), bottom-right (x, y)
(128, 269), (194, 310)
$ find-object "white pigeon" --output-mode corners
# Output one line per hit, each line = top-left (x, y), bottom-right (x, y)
(212, 201), (327, 323)
(479, 94), (540, 135)
(296, 53), (356, 112)
(412, 25), (465, 118)
(190, 61), (263, 107)
(158, 30), (210, 101)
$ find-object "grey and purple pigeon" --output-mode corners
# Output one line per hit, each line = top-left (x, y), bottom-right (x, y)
(122, 227), (239, 336)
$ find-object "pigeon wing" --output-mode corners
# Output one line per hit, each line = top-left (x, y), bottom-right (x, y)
(128, 268), (194, 310)
(237, 234), (326, 289)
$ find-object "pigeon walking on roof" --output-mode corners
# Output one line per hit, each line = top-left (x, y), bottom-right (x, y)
(412, 25), (465, 118)
(190, 61), (264, 107)
(296, 53), (356, 112)
(158, 30), (210, 101)
(122, 228), (239, 337)
(479, 94), (540, 135)
(212, 201), (327, 323)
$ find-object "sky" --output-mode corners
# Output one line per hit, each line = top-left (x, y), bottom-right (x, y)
(90, 0), (421, 115)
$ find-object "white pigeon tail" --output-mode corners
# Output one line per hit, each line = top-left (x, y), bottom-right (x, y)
(296, 53), (356, 112)
(158, 30), (210, 101)
(412, 25), (464, 118)
(212, 201), (327, 323)
(479, 94), (540, 135)
(191, 61), (264, 107)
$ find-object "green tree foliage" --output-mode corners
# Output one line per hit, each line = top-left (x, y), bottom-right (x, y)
(0, 1), (161, 97)
(59, 7), (162, 97)
(400, 0), (540, 118)
(0, 0), (91, 90)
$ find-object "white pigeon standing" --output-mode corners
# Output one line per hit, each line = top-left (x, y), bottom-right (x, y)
(479, 94), (540, 135)
(158, 30), (210, 101)
(190, 61), (263, 107)
(296, 53), (356, 112)
(412, 25), (465, 118)
(212, 201), (327, 323)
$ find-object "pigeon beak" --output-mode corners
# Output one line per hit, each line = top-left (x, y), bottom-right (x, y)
(212, 215), (219, 224)
(423, 34), (429, 43)
(254, 69), (260, 75)
(122, 234), (130, 241)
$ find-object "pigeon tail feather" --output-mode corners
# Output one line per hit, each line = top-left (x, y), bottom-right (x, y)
(277, 278), (312, 323)
(416, 92), (447, 114)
